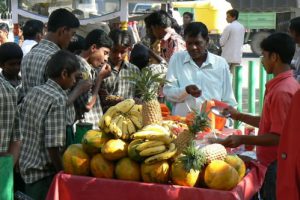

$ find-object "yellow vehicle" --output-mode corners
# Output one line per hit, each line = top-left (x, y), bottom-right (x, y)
(172, 0), (232, 34)
(172, 0), (232, 54)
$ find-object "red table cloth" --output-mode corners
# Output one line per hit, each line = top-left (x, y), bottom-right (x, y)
(46, 161), (266, 200)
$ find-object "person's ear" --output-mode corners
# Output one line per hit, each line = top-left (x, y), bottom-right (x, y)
(90, 44), (97, 53)
(35, 33), (43, 42)
(57, 26), (66, 37)
(61, 69), (69, 80)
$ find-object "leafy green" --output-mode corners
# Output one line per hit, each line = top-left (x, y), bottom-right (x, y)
(180, 141), (206, 172)
(123, 68), (169, 101)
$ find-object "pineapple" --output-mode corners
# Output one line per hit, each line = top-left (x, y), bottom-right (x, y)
(124, 68), (168, 126)
(174, 109), (210, 155)
(171, 141), (206, 187)
(200, 143), (227, 164)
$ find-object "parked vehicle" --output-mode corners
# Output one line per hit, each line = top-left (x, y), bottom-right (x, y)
(172, 0), (232, 55)
(227, 0), (300, 55)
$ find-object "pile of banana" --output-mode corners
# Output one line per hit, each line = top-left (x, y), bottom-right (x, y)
(131, 124), (177, 164)
(98, 99), (143, 140)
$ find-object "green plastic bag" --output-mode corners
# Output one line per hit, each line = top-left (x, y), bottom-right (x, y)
(0, 155), (13, 200)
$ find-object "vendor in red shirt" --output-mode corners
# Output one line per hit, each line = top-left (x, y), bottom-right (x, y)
(277, 89), (300, 200)
(217, 33), (300, 199)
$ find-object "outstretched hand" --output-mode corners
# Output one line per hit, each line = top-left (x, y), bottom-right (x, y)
(185, 84), (201, 98)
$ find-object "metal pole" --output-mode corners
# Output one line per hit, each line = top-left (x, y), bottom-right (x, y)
(234, 65), (243, 129)
(248, 61), (255, 114)
(267, 74), (274, 81)
(259, 63), (267, 113)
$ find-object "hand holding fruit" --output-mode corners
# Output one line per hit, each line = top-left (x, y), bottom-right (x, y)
(185, 84), (201, 98)
(223, 106), (240, 120)
(216, 135), (242, 148)
(76, 79), (93, 93)
(99, 63), (112, 79)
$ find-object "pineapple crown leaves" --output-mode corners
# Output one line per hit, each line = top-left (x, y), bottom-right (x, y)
(180, 141), (206, 172)
(123, 68), (169, 101)
(188, 108), (211, 134)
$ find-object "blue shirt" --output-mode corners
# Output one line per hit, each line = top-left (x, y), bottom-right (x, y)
(163, 51), (237, 116)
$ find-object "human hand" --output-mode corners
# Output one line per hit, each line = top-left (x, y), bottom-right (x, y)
(75, 79), (93, 93)
(216, 135), (243, 148)
(99, 63), (112, 79)
(223, 106), (240, 120)
(185, 84), (201, 98)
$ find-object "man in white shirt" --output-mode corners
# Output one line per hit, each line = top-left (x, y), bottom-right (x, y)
(21, 20), (44, 56)
(163, 22), (237, 116)
(220, 9), (245, 73)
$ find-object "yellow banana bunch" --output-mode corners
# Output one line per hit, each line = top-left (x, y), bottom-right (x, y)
(139, 145), (167, 157)
(128, 114), (143, 129)
(136, 140), (165, 151)
(127, 118), (136, 135)
(121, 119), (130, 140)
(115, 99), (135, 113)
(103, 106), (119, 127)
(142, 124), (170, 135)
(144, 143), (177, 165)
(109, 115), (123, 138)
(129, 104), (142, 113)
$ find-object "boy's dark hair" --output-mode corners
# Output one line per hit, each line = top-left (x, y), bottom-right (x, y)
(84, 29), (113, 50)
(146, 10), (172, 28)
(260, 32), (295, 64)
(227, 9), (239, 20)
(0, 22), (9, 32)
(68, 34), (85, 54)
(46, 50), (80, 78)
(183, 12), (194, 20)
(129, 44), (149, 70)
(23, 19), (44, 40)
(47, 8), (80, 32)
(0, 42), (23, 64)
(184, 22), (208, 39)
(290, 17), (300, 34)
(109, 29), (132, 47)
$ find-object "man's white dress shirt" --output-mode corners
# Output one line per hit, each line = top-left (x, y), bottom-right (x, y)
(163, 51), (237, 116)
(220, 20), (245, 64)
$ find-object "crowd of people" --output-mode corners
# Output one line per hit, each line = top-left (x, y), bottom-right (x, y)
(0, 7), (299, 200)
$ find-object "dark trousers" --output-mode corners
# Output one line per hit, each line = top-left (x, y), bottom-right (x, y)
(25, 175), (54, 200)
(260, 161), (277, 200)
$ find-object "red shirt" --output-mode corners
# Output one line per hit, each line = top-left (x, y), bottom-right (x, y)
(277, 89), (300, 200)
(257, 70), (300, 166)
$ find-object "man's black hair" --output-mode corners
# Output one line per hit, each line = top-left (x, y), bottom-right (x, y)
(0, 22), (9, 32)
(47, 8), (80, 32)
(67, 34), (85, 54)
(109, 29), (132, 47)
(184, 22), (208, 39)
(146, 10), (172, 28)
(46, 50), (80, 78)
(129, 44), (149, 70)
(290, 17), (300, 34)
(183, 12), (194, 20)
(227, 9), (239, 20)
(23, 19), (44, 40)
(260, 32), (295, 64)
(0, 42), (23, 64)
(84, 29), (113, 50)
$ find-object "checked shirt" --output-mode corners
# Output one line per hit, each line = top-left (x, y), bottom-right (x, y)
(0, 74), (21, 153)
(19, 79), (68, 184)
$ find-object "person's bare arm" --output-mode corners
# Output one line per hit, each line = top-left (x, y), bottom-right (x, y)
(216, 133), (280, 148)
(67, 79), (92, 106)
(7, 140), (21, 166)
(224, 106), (260, 127)
(48, 147), (63, 171)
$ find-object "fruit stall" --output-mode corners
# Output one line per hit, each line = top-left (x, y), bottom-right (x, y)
(46, 69), (266, 200)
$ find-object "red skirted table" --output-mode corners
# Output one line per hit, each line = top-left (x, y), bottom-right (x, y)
(46, 161), (266, 200)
